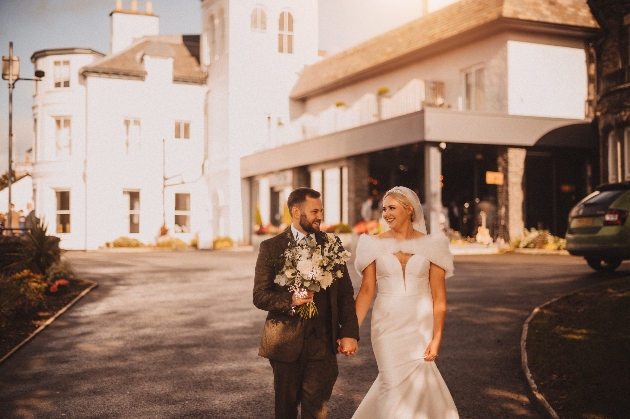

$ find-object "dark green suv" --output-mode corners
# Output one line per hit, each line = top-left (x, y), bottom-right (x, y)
(566, 182), (630, 272)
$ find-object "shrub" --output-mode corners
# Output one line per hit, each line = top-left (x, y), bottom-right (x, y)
(515, 228), (566, 250)
(112, 237), (145, 248)
(0, 270), (47, 327)
(213, 236), (234, 249)
(46, 260), (76, 283)
(156, 236), (188, 249)
(14, 218), (61, 275)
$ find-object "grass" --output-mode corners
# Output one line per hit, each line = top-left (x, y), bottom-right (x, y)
(527, 277), (630, 419)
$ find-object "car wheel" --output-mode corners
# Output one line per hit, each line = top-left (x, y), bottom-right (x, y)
(586, 258), (622, 272)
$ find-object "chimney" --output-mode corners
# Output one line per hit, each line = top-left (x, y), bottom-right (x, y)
(110, 0), (159, 54)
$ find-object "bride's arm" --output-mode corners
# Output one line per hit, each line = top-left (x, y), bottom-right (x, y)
(355, 261), (377, 328)
(424, 262), (447, 362)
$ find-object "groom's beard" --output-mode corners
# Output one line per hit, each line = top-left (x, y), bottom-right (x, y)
(299, 213), (321, 233)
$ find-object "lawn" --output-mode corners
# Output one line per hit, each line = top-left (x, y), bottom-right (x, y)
(527, 276), (630, 419)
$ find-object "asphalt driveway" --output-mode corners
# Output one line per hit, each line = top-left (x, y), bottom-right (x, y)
(0, 249), (624, 418)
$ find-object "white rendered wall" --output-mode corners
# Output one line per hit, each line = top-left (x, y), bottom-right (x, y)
(31, 52), (102, 248)
(203, 0), (319, 242)
(83, 58), (206, 249)
(507, 41), (587, 119)
(31, 49), (205, 249)
(296, 32), (586, 124)
(110, 11), (159, 54)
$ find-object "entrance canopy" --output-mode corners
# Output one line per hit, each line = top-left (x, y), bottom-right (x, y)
(240, 107), (596, 178)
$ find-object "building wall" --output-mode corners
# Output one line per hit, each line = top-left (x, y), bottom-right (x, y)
(203, 0), (319, 241)
(297, 31), (588, 122)
(31, 50), (205, 249)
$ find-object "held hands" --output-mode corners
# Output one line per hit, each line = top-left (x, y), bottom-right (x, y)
(422, 339), (440, 362)
(337, 338), (358, 357)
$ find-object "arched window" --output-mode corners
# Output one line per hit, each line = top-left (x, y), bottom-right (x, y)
(208, 14), (216, 62)
(217, 9), (225, 56)
(251, 6), (266, 32)
(278, 11), (293, 54)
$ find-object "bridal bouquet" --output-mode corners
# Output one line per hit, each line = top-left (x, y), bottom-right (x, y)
(275, 233), (351, 319)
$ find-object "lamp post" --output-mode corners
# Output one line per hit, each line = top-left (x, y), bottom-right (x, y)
(2, 42), (44, 235)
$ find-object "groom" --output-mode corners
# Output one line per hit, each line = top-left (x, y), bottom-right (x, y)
(253, 187), (360, 419)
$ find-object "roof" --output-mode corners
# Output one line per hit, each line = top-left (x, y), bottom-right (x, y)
(81, 35), (205, 84)
(31, 48), (105, 62)
(290, 0), (599, 100)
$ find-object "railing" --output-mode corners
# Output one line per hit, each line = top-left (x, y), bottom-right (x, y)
(269, 78), (444, 149)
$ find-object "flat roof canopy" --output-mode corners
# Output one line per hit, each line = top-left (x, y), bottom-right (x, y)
(241, 108), (597, 178)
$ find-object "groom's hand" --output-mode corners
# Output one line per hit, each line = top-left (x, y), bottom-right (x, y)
(337, 338), (358, 356)
(291, 290), (315, 306)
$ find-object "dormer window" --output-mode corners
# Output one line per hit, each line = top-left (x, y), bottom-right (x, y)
(278, 11), (293, 54)
(251, 6), (267, 32)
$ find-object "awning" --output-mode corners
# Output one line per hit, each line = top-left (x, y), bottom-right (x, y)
(240, 107), (595, 178)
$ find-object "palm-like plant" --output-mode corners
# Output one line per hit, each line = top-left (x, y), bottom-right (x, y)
(18, 218), (61, 275)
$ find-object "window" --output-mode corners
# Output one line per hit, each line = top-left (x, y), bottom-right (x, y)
(55, 117), (71, 157)
(124, 191), (140, 234)
(124, 118), (141, 154)
(464, 67), (485, 111)
(174, 193), (191, 233)
(53, 60), (70, 88)
(251, 6), (267, 31)
(278, 12), (294, 54)
(175, 121), (190, 139)
(56, 190), (71, 233)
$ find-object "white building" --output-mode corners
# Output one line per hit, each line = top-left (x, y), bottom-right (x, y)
(30, 1), (206, 249)
(200, 0), (320, 242)
(26, 0), (602, 249)
(241, 0), (601, 242)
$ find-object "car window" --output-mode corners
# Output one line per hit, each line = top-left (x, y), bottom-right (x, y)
(584, 190), (626, 206)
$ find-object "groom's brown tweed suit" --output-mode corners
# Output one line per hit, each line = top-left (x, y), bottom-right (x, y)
(253, 227), (360, 419)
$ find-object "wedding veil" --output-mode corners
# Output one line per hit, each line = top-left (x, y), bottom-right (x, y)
(384, 186), (428, 234)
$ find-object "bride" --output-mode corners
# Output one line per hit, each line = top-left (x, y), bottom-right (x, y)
(351, 186), (458, 419)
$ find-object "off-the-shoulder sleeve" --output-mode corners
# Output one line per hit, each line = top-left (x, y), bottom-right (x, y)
(354, 234), (381, 276)
(423, 233), (454, 278)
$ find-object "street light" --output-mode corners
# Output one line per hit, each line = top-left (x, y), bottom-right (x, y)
(2, 42), (44, 235)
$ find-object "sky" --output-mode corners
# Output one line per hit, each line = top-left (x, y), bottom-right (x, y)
(0, 0), (457, 173)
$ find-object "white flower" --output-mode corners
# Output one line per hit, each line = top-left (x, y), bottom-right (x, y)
(336, 270), (343, 278)
(274, 273), (289, 286)
(297, 259), (314, 276)
(319, 271), (334, 289)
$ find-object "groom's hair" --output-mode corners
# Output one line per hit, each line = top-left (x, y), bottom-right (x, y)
(287, 187), (321, 213)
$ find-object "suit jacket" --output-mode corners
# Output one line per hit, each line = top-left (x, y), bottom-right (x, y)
(253, 227), (360, 362)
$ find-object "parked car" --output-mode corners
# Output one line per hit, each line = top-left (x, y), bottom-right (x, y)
(566, 182), (630, 272)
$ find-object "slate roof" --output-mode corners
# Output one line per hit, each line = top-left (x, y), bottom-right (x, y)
(81, 35), (205, 84)
(290, 0), (599, 99)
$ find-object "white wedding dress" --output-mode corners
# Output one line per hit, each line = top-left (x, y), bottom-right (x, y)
(352, 234), (459, 419)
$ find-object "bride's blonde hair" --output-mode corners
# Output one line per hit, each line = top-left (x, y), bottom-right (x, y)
(383, 188), (415, 222)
